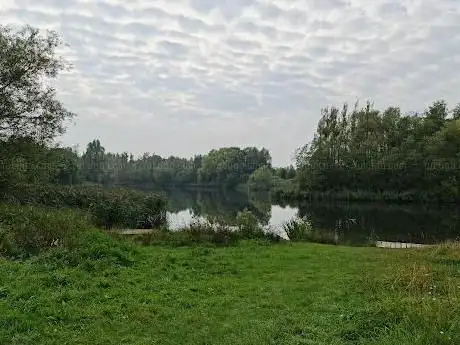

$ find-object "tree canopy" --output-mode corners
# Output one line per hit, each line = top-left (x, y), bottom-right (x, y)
(294, 100), (460, 201)
(0, 24), (74, 142)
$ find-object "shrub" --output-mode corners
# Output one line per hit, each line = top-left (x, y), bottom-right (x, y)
(236, 209), (265, 239)
(0, 204), (91, 257)
(132, 211), (284, 247)
(134, 223), (241, 247)
(283, 217), (313, 241)
(0, 184), (167, 229)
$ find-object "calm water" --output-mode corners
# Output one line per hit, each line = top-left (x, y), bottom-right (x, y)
(152, 188), (460, 245)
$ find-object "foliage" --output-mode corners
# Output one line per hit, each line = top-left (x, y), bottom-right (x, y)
(0, 24), (74, 142)
(273, 165), (296, 179)
(283, 217), (313, 241)
(81, 139), (106, 184)
(137, 220), (242, 247)
(0, 204), (91, 257)
(78, 142), (273, 189)
(198, 147), (271, 188)
(0, 137), (80, 190)
(0, 184), (167, 229)
(135, 211), (282, 247)
(235, 209), (265, 239)
(248, 165), (274, 191)
(295, 100), (460, 202)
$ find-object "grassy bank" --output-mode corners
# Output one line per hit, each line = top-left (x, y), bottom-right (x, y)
(0, 213), (459, 344)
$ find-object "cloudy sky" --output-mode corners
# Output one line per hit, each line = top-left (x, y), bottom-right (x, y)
(1, 0), (459, 165)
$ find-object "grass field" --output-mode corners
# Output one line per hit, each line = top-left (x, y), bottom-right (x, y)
(0, 234), (459, 345)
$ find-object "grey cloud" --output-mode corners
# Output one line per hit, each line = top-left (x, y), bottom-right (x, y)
(226, 37), (262, 52)
(189, 0), (256, 18)
(310, 0), (348, 10)
(378, 2), (408, 18)
(92, 1), (128, 19)
(134, 6), (173, 21)
(157, 40), (190, 57)
(121, 22), (159, 37)
(177, 15), (209, 33)
(15, 0), (78, 7)
(3, 0), (460, 165)
(195, 85), (258, 113)
(285, 10), (308, 27)
(258, 4), (283, 20)
(5, 8), (57, 25)
(235, 21), (258, 33)
(61, 13), (114, 36)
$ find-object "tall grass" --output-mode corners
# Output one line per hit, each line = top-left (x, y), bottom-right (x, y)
(135, 210), (283, 247)
(353, 243), (460, 345)
(283, 217), (313, 241)
(0, 204), (91, 257)
(0, 203), (138, 267)
(0, 184), (167, 229)
(282, 217), (342, 244)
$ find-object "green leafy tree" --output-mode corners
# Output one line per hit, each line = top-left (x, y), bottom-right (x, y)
(0, 25), (74, 142)
(248, 166), (273, 191)
(81, 139), (106, 183)
(295, 99), (460, 201)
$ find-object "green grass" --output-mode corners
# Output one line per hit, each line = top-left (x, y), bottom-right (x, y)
(1, 184), (167, 229)
(0, 236), (459, 344)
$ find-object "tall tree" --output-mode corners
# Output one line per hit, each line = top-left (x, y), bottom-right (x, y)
(0, 25), (74, 142)
(81, 139), (106, 183)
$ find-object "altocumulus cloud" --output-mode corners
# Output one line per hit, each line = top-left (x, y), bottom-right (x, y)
(1, 0), (460, 165)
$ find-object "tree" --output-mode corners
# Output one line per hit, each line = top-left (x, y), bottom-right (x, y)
(294, 99), (460, 201)
(81, 139), (106, 183)
(248, 166), (273, 191)
(0, 25), (74, 142)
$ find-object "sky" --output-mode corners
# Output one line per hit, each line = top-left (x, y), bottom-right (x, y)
(1, 0), (460, 166)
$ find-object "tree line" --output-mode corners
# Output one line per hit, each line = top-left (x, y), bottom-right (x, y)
(294, 100), (460, 201)
(78, 140), (276, 188)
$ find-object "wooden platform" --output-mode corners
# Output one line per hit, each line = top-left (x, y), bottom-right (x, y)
(375, 241), (430, 249)
(109, 229), (158, 235)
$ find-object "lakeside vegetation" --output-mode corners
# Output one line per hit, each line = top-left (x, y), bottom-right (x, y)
(1, 24), (460, 345)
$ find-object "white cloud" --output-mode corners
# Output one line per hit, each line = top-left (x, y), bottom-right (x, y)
(0, 0), (459, 165)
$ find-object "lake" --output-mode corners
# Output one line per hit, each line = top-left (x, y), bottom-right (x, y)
(153, 188), (460, 245)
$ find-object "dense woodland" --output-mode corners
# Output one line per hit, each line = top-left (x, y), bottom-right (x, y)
(293, 100), (460, 201)
(0, 137), (293, 190)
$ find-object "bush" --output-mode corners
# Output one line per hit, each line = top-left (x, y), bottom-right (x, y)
(236, 209), (265, 239)
(135, 219), (241, 247)
(0, 204), (91, 257)
(0, 184), (167, 229)
(133, 213), (283, 247)
(283, 217), (314, 241)
(248, 166), (273, 191)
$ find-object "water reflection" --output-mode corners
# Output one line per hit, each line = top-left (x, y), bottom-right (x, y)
(148, 188), (460, 245)
(299, 202), (460, 245)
